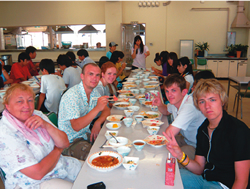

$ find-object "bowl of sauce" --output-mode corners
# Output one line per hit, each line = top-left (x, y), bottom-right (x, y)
(133, 140), (146, 151)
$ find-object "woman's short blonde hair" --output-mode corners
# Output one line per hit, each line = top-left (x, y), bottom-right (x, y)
(3, 83), (35, 105)
(193, 79), (228, 110)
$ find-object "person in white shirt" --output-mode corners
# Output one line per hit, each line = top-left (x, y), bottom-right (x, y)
(57, 54), (81, 89)
(177, 57), (194, 94)
(152, 74), (205, 160)
(37, 59), (66, 114)
(76, 49), (95, 68)
(131, 35), (150, 69)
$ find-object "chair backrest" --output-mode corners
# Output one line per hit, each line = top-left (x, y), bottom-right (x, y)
(197, 59), (207, 65)
(189, 59), (194, 65)
(34, 94), (39, 109)
(47, 112), (58, 127)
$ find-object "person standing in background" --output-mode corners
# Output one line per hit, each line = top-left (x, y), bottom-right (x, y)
(26, 46), (39, 76)
(131, 35), (150, 69)
(106, 42), (118, 59)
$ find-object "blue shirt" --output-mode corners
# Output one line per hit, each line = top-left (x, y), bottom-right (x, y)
(76, 57), (95, 68)
(1, 73), (6, 82)
(58, 81), (101, 143)
(106, 51), (112, 59)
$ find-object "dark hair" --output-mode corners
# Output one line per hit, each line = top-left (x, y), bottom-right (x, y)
(18, 52), (30, 62)
(154, 53), (161, 63)
(25, 46), (37, 56)
(194, 70), (215, 83)
(77, 49), (89, 57)
(66, 51), (76, 62)
(99, 56), (109, 68)
(168, 52), (179, 74)
(57, 54), (72, 67)
(133, 35), (144, 54)
(164, 73), (186, 92)
(39, 59), (55, 74)
(110, 51), (124, 64)
(178, 57), (194, 76)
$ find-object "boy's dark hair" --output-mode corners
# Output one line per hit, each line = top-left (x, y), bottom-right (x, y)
(39, 59), (55, 74)
(110, 51), (124, 64)
(77, 49), (89, 57)
(154, 53), (161, 63)
(57, 54), (72, 67)
(194, 70), (215, 83)
(25, 46), (37, 56)
(99, 56), (109, 68)
(18, 52), (30, 62)
(164, 73), (186, 92)
(66, 51), (76, 62)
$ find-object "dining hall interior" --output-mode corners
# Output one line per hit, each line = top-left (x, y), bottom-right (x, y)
(0, 1), (249, 189)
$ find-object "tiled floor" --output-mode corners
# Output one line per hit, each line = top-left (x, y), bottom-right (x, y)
(0, 80), (248, 189)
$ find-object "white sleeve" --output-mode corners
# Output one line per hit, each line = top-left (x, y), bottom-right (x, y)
(144, 45), (149, 53)
(184, 75), (193, 85)
(171, 104), (197, 130)
(40, 76), (47, 94)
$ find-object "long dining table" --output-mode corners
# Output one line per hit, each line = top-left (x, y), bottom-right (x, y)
(73, 70), (184, 189)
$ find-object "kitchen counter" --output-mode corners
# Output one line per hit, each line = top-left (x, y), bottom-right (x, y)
(0, 48), (106, 53)
(197, 56), (247, 60)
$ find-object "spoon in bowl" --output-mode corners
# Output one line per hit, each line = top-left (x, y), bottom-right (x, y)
(109, 133), (120, 143)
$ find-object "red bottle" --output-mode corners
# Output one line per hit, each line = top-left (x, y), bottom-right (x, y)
(165, 153), (175, 186)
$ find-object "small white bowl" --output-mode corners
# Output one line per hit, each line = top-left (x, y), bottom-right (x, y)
(139, 88), (146, 94)
(117, 146), (131, 157)
(124, 110), (134, 117)
(108, 137), (128, 147)
(147, 126), (160, 135)
(129, 98), (137, 105)
(142, 79), (150, 82)
(138, 98), (145, 105)
(105, 130), (119, 140)
(106, 122), (122, 130)
(133, 140), (146, 151)
(150, 105), (158, 112)
(128, 106), (140, 112)
(122, 157), (139, 170)
(134, 115), (144, 123)
(130, 89), (139, 94)
(123, 117), (134, 127)
(22, 81), (33, 85)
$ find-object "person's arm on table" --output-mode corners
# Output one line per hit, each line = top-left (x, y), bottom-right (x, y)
(164, 131), (205, 175)
(90, 105), (110, 141)
(70, 96), (109, 132)
(232, 160), (250, 189)
(152, 92), (170, 115)
(20, 146), (63, 180)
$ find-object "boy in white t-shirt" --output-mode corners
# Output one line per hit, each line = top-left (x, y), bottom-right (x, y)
(37, 59), (66, 114)
(152, 74), (205, 160)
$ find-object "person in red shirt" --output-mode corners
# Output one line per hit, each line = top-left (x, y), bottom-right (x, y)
(10, 52), (32, 83)
(26, 46), (39, 76)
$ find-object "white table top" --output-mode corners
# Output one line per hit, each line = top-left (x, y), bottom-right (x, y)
(73, 75), (183, 189)
(228, 76), (250, 84)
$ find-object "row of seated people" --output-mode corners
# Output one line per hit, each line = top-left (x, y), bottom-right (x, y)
(0, 47), (249, 188)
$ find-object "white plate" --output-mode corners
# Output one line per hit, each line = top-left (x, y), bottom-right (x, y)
(106, 122), (122, 130)
(148, 81), (159, 84)
(135, 94), (145, 99)
(117, 98), (129, 102)
(141, 120), (164, 127)
(144, 84), (159, 89)
(118, 90), (131, 93)
(126, 78), (137, 81)
(106, 115), (123, 122)
(149, 76), (158, 80)
(144, 135), (168, 147)
(125, 67), (132, 70)
(139, 111), (162, 120)
(122, 81), (135, 85)
(113, 102), (131, 110)
(87, 151), (123, 172)
(142, 101), (153, 107)
(123, 84), (137, 89)
(21, 81), (33, 85)
(118, 93), (135, 98)
(132, 69), (141, 73)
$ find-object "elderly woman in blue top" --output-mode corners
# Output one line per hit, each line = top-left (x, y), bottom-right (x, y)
(165, 79), (250, 189)
(0, 84), (81, 189)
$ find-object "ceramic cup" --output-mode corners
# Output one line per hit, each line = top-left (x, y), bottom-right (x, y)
(150, 105), (158, 112)
(133, 140), (146, 151)
(134, 115), (144, 123)
(129, 98), (137, 105)
(124, 110), (134, 117)
(123, 118), (134, 127)
(139, 98), (145, 105)
(117, 146), (131, 157)
(139, 88), (146, 94)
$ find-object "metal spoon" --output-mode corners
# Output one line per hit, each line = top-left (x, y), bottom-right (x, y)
(100, 139), (108, 148)
(109, 133), (120, 143)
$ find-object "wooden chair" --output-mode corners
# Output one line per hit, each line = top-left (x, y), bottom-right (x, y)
(233, 81), (250, 119)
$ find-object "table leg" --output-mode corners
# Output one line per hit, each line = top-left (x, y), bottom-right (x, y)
(236, 83), (241, 118)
